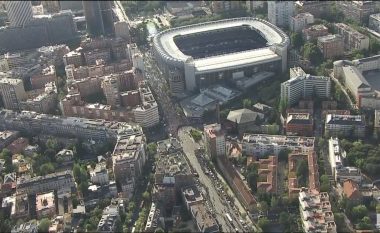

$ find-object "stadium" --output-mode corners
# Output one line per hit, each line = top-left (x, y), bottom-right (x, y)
(153, 17), (290, 93)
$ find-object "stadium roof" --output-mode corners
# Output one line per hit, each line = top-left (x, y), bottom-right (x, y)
(154, 17), (289, 72)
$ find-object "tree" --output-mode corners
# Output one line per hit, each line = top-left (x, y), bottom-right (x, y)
(357, 216), (373, 230)
(279, 211), (289, 226)
(303, 42), (323, 65)
(291, 32), (304, 49)
(155, 227), (164, 233)
(270, 196), (279, 210)
(142, 191), (150, 201)
(243, 98), (253, 108)
(46, 138), (59, 152)
(257, 217), (270, 231)
(258, 201), (269, 214)
(38, 218), (51, 233)
(246, 163), (258, 192)
(147, 143), (157, 157)
(296, 159), (308, 187)
(73, 163), (81, 181)
(39, 163), (55, 176)
(278, 149), (290, 162)
(190, 129), (202, 142)
(370, 37), (380, 55)
(352, 205), (368, 222)
(320, 175), (330, 192)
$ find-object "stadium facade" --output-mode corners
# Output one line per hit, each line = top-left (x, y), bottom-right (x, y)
(153, 17), (290, 93)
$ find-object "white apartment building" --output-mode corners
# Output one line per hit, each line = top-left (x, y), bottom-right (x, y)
(299, 189), (337, 233)
(328, 138), (362, 183)
(325, 114), (366, 138)
(0, 78), (27, 111)
(268, 1), (295, 28)
(133, 81), (159, 128)
(281, 74), (331, 106)
(133, 102), (159, 128)
(242, 134), (315, 157)
(290, 12), (314, 32)
(335, 23), (369, 51)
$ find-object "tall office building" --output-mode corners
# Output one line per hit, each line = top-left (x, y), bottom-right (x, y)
(5, 1), (33, 27)
(0, 78), (26, 111)
(82, 1), (114, 37)
(100, 1), (114, 35)
(268, 1), (295, 28)
(82, 1), (104, 37)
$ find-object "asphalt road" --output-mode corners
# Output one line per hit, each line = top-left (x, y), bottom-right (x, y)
(143, 49), (188, 136)
(178, 127), (246, 232)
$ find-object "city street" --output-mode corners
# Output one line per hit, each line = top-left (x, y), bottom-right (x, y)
(143, 49), (189, 136)
(178, 127), (246, 232)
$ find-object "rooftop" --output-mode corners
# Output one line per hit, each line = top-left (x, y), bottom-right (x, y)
(190, 203), (219, 232)
(287, 113), (313, 125)
(242, 134), (315, 148)
(182, 186), (204, 204)
(154, 17), (288, 72)
(317, 34), (343, 43)
(36, 191), (55, 212)
(227, 108), (264, 124)
(155, 151), (191, 178)
(325, 114), (365, 126)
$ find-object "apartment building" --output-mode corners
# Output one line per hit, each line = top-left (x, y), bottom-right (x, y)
(285, 112), (314, 137)
(30, 65), (56, 90)
(133, 81), (160, 128)
(190, 204), (219, 233)
(63, 49), (83, 67)
(288, 151), (320, 198)
(337, 1), (377, 24)
(64, 59), (132, 81)
(299, 188), (337, 233)
(281, 74), (331, 106)
(0, 78), (26, 111)
(302, 24), (329, 41)
(89, 162), (109, 185)
(317, 34), (344, 59)
(0, 109), (145, 142)
(182, 186), (204, 211)
(112, 133), (146, 199)
(325, 114), (366, 138)
(343, 179), (362, 201)
(20, 82), (57, 114)
(204, 123), (225, 158)
(97, 204), (120, 233)
(16, 170), (75, 195)
(0, 130), (19, 151)
(335, 23), (369, 51)
(242, 134), (315, 157)
(290, 12), (314, 32)
(333, 55), (380, 109)
(255, 156), (277, 194)
(154, 138), (193, 208)
(295, 1), (332, 18)
(268, 1), (295, 28)
(328, 138), (362, 183)
(369, 13), (380, 33)
(211, 1), (241, 14)
(62, 74), (158, 127)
